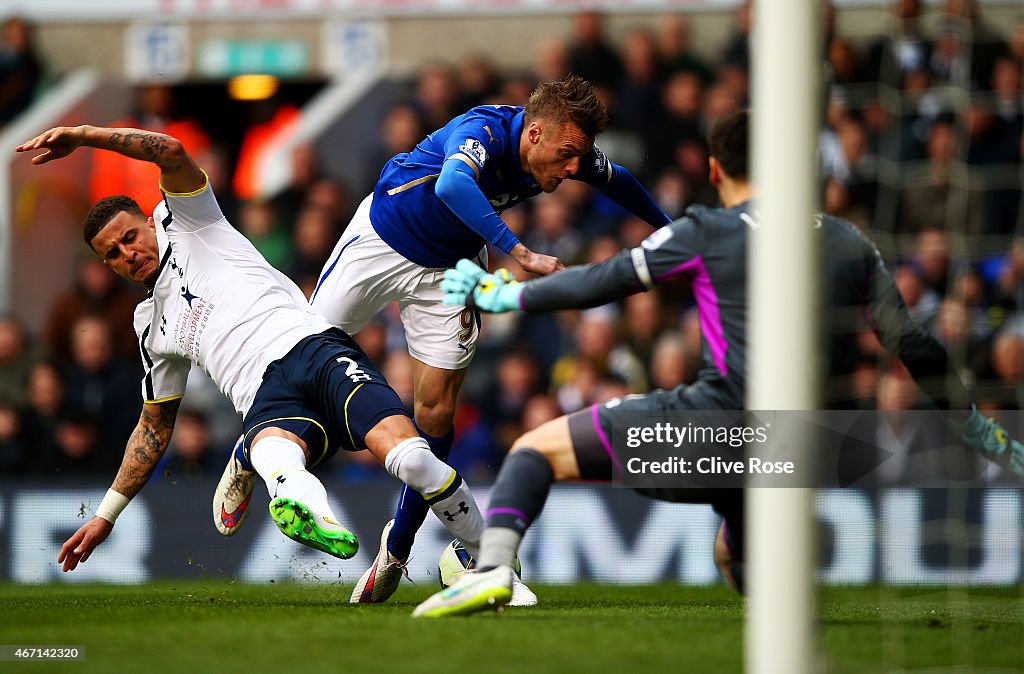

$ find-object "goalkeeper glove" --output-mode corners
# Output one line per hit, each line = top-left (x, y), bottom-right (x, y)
(441, 259), (488, 305)
(951, 405), (1024, 477)
(465, 267), (523, 313)
(440, 259), (523, 313)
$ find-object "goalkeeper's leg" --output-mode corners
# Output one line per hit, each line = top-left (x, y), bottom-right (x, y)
(413, 407), (607, 617)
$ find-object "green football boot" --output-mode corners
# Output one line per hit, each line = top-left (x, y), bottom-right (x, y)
(268, 497), (359, 559)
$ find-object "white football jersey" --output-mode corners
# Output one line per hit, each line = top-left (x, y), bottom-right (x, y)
(133, 177), (333, 415)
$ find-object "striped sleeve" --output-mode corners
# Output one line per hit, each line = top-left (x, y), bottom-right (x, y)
(138, 327), (189, 404)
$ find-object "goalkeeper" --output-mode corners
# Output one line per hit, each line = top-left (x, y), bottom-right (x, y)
(412, 109), (1023, 618)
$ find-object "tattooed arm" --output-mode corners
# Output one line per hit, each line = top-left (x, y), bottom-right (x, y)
(15, 125), (205, 194)
(57, 399), (181, 572)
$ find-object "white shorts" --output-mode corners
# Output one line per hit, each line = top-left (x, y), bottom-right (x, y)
(309, 194), (486, 370)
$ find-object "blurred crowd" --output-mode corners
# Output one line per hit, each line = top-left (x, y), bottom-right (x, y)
(1, 1), (1022, 482)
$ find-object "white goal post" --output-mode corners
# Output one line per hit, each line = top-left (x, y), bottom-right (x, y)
(747, 1), (822, 672)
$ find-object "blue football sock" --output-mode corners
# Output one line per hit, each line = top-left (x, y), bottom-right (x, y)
(386, 422), (454, 560)
(233, 436), (254, 472)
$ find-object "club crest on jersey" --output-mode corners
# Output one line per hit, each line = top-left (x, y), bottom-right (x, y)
(180, 285), (200, 308)
(459, 138), (488, 169)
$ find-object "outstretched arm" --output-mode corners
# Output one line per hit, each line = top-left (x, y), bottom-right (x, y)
(573, 147), (670, 229)
(436, 158), (564, 276)
(443, 247), (649, 313)
(443, 215), (697, 313)
(57, 399), (181, 572)
(851, 237), (1024, 476)
(16, 125), (205, 195)
(595, 161), (671, 229)
(859, 246), (971, 411)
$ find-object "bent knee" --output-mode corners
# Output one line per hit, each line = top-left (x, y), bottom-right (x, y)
(509, 418), (578, 480)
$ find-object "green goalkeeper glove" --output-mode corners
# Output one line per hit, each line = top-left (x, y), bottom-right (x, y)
(441, 259), (522, 313)
(951, 405), (1024, 477)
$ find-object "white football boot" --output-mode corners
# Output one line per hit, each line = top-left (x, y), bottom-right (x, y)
(412, 565), (515, 618)
(213, 437), (257, 536)
(350, 520), (409, 603)
(509, 573), (538, 607)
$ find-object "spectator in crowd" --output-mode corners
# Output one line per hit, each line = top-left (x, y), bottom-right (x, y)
(49, 409), (106, 474)
(519, 394), (561, 434)
(414, 63), (460, 132)
(481, 349), (543, 450)
(646, 71), (704, 180)
(621, 290), (671, 371)
(719, 0), (753, 74)
(616, 29), (665, 133)
(567, 11), (622, 91)
(656, 14), (713, 84)
(828, 33), (867, 87)
(939, 0), (1009, 91)
(45, 257), (144, 368)
(61, 314), (140, 455)
(456, 54), (501, 111)
(895, 116), (986, 237)
(271, 141), (325, 232)
(0, 314), (39, 407)
(912, 228), (952, 295)
(302, 177), (350, 228)
(550, 306), (647, 407)
(985, 55), (1023, 236)
(285, 206), (338, 293)
(383, 351), (415, 410)
(649, 168), (691, 221)
(523, 193), (584, 265)
(237, 198), (290, 270)
(21, 360), (63, 471)
(0, 400), (30, 472)
(354, 319), (389, 369)
(161, 409), (221, 481)
(821, 115), (877, 214)
(984, 329), (1024, 408)
(533, 38), (571, 85)
(90, 83), (211, 214)
(0, 15), (44, 126)
(893, 263), (940, 328)
(1011, 19), (1024, 64)
(371, 103), (425, 189)
(865, 0), (930, 86)
(649, 333), (693, 390)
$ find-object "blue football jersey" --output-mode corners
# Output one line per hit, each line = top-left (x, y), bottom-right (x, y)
(370, 105), (614, 268)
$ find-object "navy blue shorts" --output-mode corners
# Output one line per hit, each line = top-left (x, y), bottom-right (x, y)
(242, 328), (410, 469)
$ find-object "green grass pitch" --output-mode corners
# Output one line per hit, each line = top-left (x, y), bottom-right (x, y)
(1, 582), (1022, 673)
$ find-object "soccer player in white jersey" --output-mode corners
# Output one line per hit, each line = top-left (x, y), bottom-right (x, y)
(18, 126), (533, 602)
(292, 76), (668, 603)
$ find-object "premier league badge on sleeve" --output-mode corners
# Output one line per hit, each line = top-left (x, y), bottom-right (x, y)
(458, 138), (488, 169)
(592, 144), (609, 174)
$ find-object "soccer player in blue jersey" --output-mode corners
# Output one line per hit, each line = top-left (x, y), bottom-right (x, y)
(412, 109), (1024, 617)
(213, 75), (671, 605)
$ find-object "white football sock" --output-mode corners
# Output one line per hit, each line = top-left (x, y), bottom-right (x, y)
(384, 437), (484, 556)
(250, 436), (343, 530)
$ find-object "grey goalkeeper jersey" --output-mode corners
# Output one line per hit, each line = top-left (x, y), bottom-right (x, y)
(520, 201), (968, 410)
